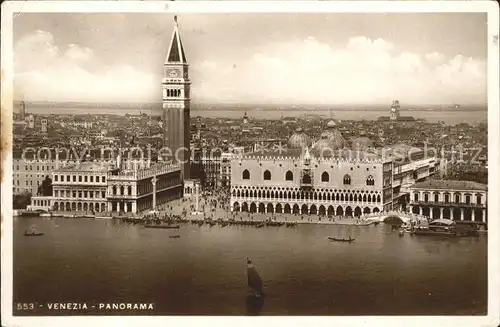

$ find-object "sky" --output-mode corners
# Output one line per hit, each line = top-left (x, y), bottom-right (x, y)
(13, 12), (487, 105)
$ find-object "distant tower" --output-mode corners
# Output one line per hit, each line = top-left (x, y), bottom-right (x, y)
(243, 111), (249, 125)
(27, 114), (35, 129)
(41, 118), (48, 133)
(162, 15), (191, 179)
(390, 100), (400, 121)
(20, 100), (26, 120)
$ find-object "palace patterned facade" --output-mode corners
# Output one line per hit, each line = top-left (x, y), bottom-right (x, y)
(230, 121), (437, 217)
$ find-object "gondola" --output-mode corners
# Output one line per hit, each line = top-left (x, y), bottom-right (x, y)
(327, 237), (355, 243)
(169, 235), (181, 238)
(24, 232), (44, 236)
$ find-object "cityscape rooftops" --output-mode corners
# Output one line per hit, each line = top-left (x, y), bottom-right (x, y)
(411, 180), (487, 191)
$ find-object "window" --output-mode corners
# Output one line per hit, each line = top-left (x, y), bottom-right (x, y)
(84, 176), (88, 182)
(454, 194), (460, 204)
(444, 194), (450, 203)
(101, 191), (105, 198)
(343, 174), (351, 185)
(79, 176), (82, 182)
(285, 171), (293, 181)
(96, 176), (100, 183)
(366, 175), (374, 186)
(55, 175), (58, 182)
(37, 165), (39, 171)
(113, 186), (117, 195)
(465, 195), (471, 204)
(242, 169), (250, 180)
(102, 176), (106, 183)
(16, 165), (19, 170)
(128, 186), (132, 196)
(302, 174), (312, 184)
(424, 193), (429, 203)
(67, 175), (70, 182)
(476, 194), (482, 205)
(414, 193), (419, 202)
(73, 191), (76, 197)
(321, 172), (329, 182)
(73, 176), (76, 182)
(42, 166), (45, 171)
(90, 176), (93, 183)
(263, 170), (271, 180)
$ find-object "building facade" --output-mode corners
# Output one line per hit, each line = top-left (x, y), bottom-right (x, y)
(409, 180), (487, 223)
(29, 161), (183, 215)
(162, 16), (191, 179)
(106, 163), (182, 214)
(230, 147), (391, 216)
(230, 122), (437, 216)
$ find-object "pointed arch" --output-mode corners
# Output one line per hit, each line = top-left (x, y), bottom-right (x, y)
(263, 170), (271, 180)
(336, 205), (344, 216)
(242, 169), (250, 180)
(233, 202), (240, 211)
(366, 175), (375, 186)
(343, 174), (351, 185)
(321, 172), (329, 182)
(285, 170), (294, 181)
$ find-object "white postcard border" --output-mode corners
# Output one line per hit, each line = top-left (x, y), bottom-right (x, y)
(1, 1), (499, 327)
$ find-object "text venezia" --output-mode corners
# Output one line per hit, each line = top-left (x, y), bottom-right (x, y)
(47, 303), (154, 310)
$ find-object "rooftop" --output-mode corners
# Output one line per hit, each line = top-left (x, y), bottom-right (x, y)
(412, 180), (487, 191)
(56, 161), (113, 172)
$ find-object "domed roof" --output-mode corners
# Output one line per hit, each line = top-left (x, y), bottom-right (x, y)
(288, 127), (312, 149)
(351, 136), (374, 150)
(326, 120), (336, 128)
(319, 120), (346, 149)
(312, 137), (337, 156)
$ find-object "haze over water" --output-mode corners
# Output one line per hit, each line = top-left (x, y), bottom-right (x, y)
(14, 218), (487, 316)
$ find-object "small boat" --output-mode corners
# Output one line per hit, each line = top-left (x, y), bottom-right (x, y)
(398, 230), (405, 237)
(328, 237), (355, 243)
(24, 232), (44, 236)
(169, 235), (181, 239)
(144, 224), (180, 229)
(247, 257), (265, 298)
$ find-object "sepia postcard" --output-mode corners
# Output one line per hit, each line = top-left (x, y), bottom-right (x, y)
(1, 1), (499, 327)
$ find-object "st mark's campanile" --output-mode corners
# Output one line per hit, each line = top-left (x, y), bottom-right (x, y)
(162, 16), (191, 179)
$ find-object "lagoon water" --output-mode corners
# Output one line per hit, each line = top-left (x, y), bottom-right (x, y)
(25, 107), (488, 125)
(13, 217), (487, 316)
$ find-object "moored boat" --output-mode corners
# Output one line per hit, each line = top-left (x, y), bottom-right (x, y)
(412, 219), (458, 236)
(328, 236), (355, 243)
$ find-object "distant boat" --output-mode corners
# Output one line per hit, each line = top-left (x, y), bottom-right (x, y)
(328, 236), (355, 243)
(247, 257), (264, 298)
(24, 232), (44, 236)
(169, 235), (181, 239)
(144, 223), (180, 229)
